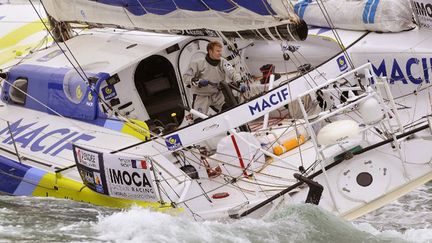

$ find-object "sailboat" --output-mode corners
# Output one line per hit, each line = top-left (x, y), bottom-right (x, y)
(0, 0), (431, 221)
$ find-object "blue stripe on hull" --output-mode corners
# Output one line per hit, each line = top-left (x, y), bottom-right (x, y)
(0, 155), (31, 194)
(14, 167), (46, 196)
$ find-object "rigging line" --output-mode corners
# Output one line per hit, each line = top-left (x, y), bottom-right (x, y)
(237, 175), (297, 188)
(288, 49), (319, 87)
(226, 177), (284, 194)
(315, 1), (348, 58)
(134, 0), (149, 14)
(176, 165), (254, 205)
(29, 0), (87, 83)
(21, 10), (168, 154)
(284, 0), (296, 15)
(182, 148), (300, 182)
(215, 30), (251, 81)
(177, 153), (294, 206)
(0, 78), (87, 132)
(190, 137), (299, 171)
(393, 84), (432, 100)
(316, 0), (355, 69)
(0, 32), (51, 70)
(281, 51), (305, 169)
(0, 91), (155, 155)
(198, 175), (263, 194)
(175, 180), (233, 205)
(295, 50), (329, 84)
(284, 53), (316, 89)
(259, 0), (281, 21)
(0, 141), (76, 168)
(0, 118), (170, 169)
(408, 91), (420, 133)
(33, 0), (135, 127)
(157, 174), (201, 219)
(0, 20), (50, 24)
(403, 116), (429, 130)
(291, 51), (352, 107)
(0, 168), (58, 191)
(219, 163), (251, 201)
(232, 136), (294, 187)
(246, 118), (305, 171)
(150, 148), (213, 200)
(218, 158), (298, 182)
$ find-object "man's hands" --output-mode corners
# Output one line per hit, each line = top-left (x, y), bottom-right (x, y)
(198, 79), (209, 87)
(239, 82), (248, 93)
(192, 78), (209, 88)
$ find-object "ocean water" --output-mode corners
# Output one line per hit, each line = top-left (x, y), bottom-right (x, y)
(0, 182), (430, 242)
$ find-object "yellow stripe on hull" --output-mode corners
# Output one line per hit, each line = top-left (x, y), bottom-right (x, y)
(32, 172), (181, 212)
(0, 20), (47, 49)
(0, 38), (52, 67)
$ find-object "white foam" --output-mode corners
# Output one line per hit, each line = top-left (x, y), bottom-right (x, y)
(0, 207), (14, 214)
(92, 204), (382, 243)
(354, 222), (432, 243)
(93, 207), (263, 242)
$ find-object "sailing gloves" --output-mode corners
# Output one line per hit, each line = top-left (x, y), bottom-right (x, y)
(239, 82), (247, 93)
(192, 78), (209, 87)
(192, 78), (247, 92)
(198, 79), (209, 87)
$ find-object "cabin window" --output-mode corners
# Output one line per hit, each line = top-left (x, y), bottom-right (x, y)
(143, 76), (171, 96)
(63, 70), (88, 104)
(9, 78), (28, 105)
(134, 55), (184, 126)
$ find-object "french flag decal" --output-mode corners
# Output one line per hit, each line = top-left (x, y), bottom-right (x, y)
(131, 160), (147, 169)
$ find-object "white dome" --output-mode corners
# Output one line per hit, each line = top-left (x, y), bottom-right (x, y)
(317, 120), (360, 146)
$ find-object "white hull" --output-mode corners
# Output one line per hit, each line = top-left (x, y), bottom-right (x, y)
(0, 3), (431, 220)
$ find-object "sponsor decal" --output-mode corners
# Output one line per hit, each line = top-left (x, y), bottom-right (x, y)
(104, 153), (157, 201)
(248, 87), (290, 115)
(165, 134), (183, 151)
(369, 57), (432, 84)
(76, 85), (83, 100)
(0, 118), (95, 157)
(75, 147), (100, 170)
(337, 55), (348, 72)
(85, 90), (94, 107)
(101, 85), (117, 100)
(94, 172), (104, 193)
(73, 145), (106, 194)
(72, 145), (157, 201)
(411, 0), (432, 30)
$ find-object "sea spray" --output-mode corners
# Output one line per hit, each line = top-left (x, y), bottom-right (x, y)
(94, 204), (390, 243)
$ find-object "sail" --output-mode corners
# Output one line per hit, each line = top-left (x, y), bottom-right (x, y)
(41, 0), (307, 40)
(292, 0), (415, 32)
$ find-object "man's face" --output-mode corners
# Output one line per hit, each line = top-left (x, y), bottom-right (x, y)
(209, 46), (222, 60)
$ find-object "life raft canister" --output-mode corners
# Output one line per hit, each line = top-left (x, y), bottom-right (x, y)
(273, 135), (305, 155)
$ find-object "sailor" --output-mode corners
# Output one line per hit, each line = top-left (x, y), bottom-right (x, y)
(184, 41), (246, 118)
